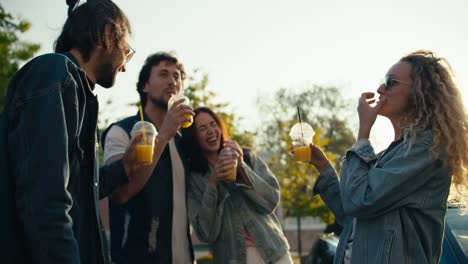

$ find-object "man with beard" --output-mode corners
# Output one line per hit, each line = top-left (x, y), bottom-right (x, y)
(0, 1), (142, 263)
(102, 52), (195, 263)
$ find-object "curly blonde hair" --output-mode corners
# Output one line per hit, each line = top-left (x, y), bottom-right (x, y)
(399, 50), (467, 200)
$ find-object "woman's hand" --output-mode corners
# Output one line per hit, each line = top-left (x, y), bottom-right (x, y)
(309, 144), (330, 173)
(223, 140), (252, 186)
(212, 155), (238, 183)
(223, 140), (243, 167)
(357, 92), (384, 139)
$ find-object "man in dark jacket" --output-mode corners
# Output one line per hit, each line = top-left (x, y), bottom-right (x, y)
(0, 1), (140, 263)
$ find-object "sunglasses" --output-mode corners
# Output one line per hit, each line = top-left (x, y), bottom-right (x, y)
(123, 41), (136, 63)
(384, 75), (411, 90)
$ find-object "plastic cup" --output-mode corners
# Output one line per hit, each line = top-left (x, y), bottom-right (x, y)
(289, 122), (315, 162)
(168, 94), (193, 128)
(219, 147), (239, 182)
(130, 121), (158, 164)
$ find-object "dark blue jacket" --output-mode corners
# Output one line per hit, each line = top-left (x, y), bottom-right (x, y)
(0, 53), (128, 264)
(102, 114), (194, 264)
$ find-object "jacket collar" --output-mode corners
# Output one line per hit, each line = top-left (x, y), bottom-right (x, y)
(63, 52), (81, 68)
(62, 52), (96, 93)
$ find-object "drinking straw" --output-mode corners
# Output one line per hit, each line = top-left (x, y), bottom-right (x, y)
(297, 106), (304, 143)
(138, 104), (147, 144)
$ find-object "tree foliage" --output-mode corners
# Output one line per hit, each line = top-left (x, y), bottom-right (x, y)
(184, 70), (254, 147)
(0, 4), (40, 113)
(256, 85), (355, 223)
(120, 69), (255, 148)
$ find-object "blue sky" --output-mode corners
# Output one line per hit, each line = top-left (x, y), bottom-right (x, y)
(3, 0), (467, 151)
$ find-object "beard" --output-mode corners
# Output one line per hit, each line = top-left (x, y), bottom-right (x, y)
(95, 59), (117, 89)
(150, 96), (168, 110)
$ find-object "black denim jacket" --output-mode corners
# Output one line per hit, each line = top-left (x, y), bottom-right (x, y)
(0, 53), (128, 264)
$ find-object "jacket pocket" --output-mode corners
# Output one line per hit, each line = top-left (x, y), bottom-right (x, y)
(380, 230), (395, 264)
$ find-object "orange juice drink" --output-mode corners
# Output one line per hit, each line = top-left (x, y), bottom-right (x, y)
(168, 94), (193, 128)
(293, 145), (311, 162)
(135, 144), (154, 164)
(225, 166), (237, 182)
(131, 121), (157, 164)
(181, 113), (193, 128)
(219, 146), (239, 182)
(289, 122), (315, 163)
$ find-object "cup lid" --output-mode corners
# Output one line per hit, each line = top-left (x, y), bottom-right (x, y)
(219, 146), (239, 159)
(131, 121), (157, 135)
(289, 122), (314, 144)
(168, 94), (190, 110)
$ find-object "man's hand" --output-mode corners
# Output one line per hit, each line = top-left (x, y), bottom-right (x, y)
(158, 98), (194, 142)
(121, 132), (158, 179)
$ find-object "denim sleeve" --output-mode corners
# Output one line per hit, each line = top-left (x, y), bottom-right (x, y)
(239, 153), (280, 214)
(11, 73), (80, 263)
(187, 174), (228, 243)
(341, 134), (437, 218)
(311, 164), (346, 225)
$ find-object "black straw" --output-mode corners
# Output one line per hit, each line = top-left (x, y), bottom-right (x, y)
(297, 106), (302, 123)
(297, 106), (304, 142)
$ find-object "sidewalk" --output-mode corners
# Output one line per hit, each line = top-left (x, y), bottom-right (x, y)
(195, 250), (310, 264)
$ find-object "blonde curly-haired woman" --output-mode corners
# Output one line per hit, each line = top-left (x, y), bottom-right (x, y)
(303, 50), (467, 264)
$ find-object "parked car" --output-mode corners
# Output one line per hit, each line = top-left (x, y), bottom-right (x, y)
(302, 204), (467, 264)
(440, 204), (467, 264)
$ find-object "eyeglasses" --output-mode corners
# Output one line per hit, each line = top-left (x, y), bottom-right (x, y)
(383, 75), (411, 90)
(124, 41), (135, 63)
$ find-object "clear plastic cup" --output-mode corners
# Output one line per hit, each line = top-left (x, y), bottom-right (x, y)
(218, 146), (239, 182)
(130, 121), (158, 164)
(168, 94), (193, 128)
(289, 122), (315, 162)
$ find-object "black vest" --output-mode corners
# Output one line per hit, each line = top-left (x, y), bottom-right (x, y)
(102, 113), (194, 264)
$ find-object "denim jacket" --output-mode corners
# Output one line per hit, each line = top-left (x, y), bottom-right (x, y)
(313, 129), (451, 264)
(0, 53), (128, 264)
(188, 150), (290, 264)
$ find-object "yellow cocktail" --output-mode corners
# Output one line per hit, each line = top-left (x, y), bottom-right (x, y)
(225, 166), (237, 182)
(289, 122), (315, 163)
(219, 146), (238, 182)
(135, 144), (154, 164)
(292, 145), (311, 162)
(181, 114), (193, 128)
(168, 94), (193, 128)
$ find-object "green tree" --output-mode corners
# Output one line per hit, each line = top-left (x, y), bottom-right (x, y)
(256, 85), (355, 219)
(257, 85), (355, 173)
(116, 69), (255, 147)
(184, 70), (254, 147)
(0, 4), (41, 113)
(256, 85), (355, 255)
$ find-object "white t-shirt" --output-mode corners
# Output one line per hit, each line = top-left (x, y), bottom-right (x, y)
(103, 125), (129, 165)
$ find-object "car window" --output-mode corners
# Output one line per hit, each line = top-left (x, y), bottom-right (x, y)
(446, 207), (468, 259)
